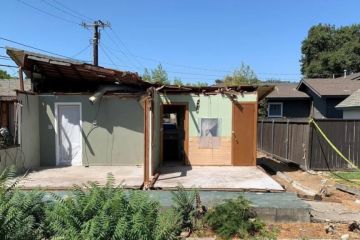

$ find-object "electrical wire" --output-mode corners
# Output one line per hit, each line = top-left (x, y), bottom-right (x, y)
(16, 0), (80, 25)
(51, 0), (94, 22)
(108, 29), (146, 69)
(70, 44), (91, 58)
(41, 0), (86, 21)
(102, 30), (143, 71)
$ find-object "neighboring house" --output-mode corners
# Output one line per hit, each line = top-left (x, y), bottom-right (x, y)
(265, 83), (311, 118)
(335, 89), (360, 119)
(6, 47), (273, 184)
(297, 73), (360, 119)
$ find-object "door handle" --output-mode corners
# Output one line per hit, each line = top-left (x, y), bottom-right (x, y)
(232, 131), (238, 144)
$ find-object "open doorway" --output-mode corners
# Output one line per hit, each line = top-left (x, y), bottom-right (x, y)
(161, 104), (187, 165)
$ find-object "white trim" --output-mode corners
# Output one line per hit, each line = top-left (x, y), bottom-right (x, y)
(54, 102), (83, 166)
(267, 102), (283, 118)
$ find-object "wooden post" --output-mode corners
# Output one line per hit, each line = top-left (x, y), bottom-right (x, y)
(271, 119), (275, 157)
(18, 67), (24, 91)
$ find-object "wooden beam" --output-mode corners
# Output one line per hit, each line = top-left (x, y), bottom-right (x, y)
(18, 66), (24, 91)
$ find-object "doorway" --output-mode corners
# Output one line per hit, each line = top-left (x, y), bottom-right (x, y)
(161, 104), (188, 165)
(232, 102), (256, 166)
(55, 103), (82, 166)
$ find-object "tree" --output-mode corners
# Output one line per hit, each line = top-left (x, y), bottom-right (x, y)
(173, 77), (183, 86)
(142, 64), (170, 84)
(222, 63), (259, 85)
(0, 69), (11, 79)
(301, 24), (360, 78)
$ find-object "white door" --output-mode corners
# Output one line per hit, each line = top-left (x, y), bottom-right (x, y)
(56, 103), (82, 166)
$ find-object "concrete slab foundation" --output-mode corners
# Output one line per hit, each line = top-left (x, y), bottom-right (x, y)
(154, 166), (284, 191)
(18, 166), (144, 190)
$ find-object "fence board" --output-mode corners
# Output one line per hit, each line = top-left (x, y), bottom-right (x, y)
(257, 119), (360, 170)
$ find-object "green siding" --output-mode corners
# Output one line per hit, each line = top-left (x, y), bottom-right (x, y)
(160, 93), (256, 137)
(39, 95), (144, 166)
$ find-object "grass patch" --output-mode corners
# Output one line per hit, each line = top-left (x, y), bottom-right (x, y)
(334, 171), (360, 180)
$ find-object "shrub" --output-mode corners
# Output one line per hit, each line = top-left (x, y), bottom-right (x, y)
(45, 173), (181, 240)
(205, 196), (267, 239)
(0, 166), (47, 240)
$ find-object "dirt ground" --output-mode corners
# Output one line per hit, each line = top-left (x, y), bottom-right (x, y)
(257, 152), (360, 239)
(271, 223), (360, 239)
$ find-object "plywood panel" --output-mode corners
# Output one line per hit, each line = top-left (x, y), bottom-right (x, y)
(232, 103), (256, 166)
(188, 137), (231, 165)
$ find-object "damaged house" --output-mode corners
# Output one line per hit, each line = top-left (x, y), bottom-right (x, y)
(6, 47), (274, 187)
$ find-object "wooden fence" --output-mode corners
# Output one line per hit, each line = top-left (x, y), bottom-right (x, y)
(257, 119), (360, 170)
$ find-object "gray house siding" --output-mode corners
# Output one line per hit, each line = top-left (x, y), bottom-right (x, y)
(38, 95), (144, 166)
(326, 98), (345, 118)
(302, 88), (327, 118)
(268, 99), (311, 118)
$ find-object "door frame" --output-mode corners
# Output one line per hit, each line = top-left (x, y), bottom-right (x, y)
(54, 102), (83, 166)
(231, 101), (257, 166)
(160, 102), (189, 165)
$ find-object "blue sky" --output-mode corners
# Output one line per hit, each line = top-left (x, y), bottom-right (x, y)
(1, 0), (360, 84)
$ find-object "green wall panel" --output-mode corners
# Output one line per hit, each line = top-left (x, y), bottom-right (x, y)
(38, 95), (144, 166)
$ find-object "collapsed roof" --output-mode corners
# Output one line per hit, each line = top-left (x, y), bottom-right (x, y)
(6, 47), (273, 99)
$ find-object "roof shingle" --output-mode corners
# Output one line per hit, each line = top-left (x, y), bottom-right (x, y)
(299, 73), (360, 97)
(266, 83), (310, 99)
(336, 89), (360, 108)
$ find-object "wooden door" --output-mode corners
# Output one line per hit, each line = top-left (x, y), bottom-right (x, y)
(232, 103), (256, 166)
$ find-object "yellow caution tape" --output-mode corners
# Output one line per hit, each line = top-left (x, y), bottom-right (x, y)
(309, 118), (358, 169)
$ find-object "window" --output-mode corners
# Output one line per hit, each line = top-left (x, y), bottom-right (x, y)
(268, 102), (283, 118)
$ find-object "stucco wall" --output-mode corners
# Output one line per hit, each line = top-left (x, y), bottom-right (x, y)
(14, 93), (40, 171)
(38, 95), (144, 166)
(343, 108), (360, 119)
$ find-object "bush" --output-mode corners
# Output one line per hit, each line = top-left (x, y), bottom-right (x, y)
(0, 166), (47, 240)
(45, 173), (181, 240)
(205, 196), (267, 239)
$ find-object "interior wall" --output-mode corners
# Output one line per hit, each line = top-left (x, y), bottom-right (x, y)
(158, 92), (257, 166)
(38, 95), (144, 166)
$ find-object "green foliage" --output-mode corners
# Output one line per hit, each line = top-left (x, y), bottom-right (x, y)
(0, 69), (11, 79)
(0, 166), (47, 240)
(155, 209), (182, 240)
(258, 99), (268, 118)
(173, 77), (183, 86)
(143, 64), (170, 84)
(222, 63), (259, 85)
(45, 174), (180, 240)
(171, 185), (197, 230)
(301, 24), (360, 78)
(205, 196), (268, 239)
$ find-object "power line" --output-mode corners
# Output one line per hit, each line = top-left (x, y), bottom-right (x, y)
(99, 45), (118, 69)
(16, 0), (80, 25)
(41, 0), (85, 21)
(0, 39), (91, 64)
(51, 0), (94, 22)
(0, 37), (74, 59)
(108, 29), (146, 69)
(102, 30), (143, 71)
(0, 64), (18, 68)
(70, 44), (91, 58)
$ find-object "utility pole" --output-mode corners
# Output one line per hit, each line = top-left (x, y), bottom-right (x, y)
(81, 20), (111, 66)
